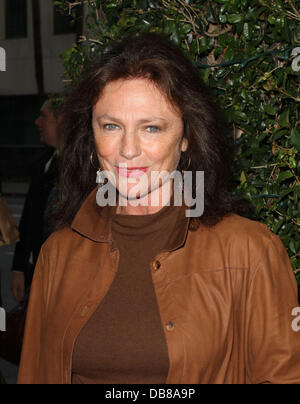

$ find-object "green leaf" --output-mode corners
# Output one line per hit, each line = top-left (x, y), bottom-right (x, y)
(277, 171), (294, 183)
(264, 104), (277, 116)
(219, 14), (227, 24)
(227, 14), (243, 24)
(268, 15), (276, 25)
(233, 110), (249, 122)
(106, 2), (118, 8)
(136, 0), (148, 10)
(207, 4), (217, 24)
(278, 188), (294, 201)
(273, 218), (285, 233)
(278, 109), (290, 128)
(289, 240), (297, 254)
(243, 23), (250, 39)
(241, 171), (247, 185)
(273, 128), (288, 140)
(291, 128), (300, 151)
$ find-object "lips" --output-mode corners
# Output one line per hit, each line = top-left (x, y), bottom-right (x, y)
(116, 166), (149, 178)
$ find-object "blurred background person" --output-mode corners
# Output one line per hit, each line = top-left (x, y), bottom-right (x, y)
(11, 96), (64, 303)
(0, 166), (20, 305)
(0, 167), (19, 305)
(0, 167), (19, 384)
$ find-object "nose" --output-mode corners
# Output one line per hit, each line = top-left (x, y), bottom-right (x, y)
(119, 130), (141, 160)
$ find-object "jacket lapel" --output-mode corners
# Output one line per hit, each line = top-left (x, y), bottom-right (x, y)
(72, 187), (191, 251)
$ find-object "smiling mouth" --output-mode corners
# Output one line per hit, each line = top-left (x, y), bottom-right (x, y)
(116, 166), (149, 178)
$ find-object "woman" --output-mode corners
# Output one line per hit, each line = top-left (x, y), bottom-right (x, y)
(18, 33), (300, 384)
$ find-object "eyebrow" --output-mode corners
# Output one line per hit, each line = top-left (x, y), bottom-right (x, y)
(96, 114), (168, 124)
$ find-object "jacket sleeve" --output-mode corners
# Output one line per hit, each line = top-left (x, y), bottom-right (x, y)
(246, 232), (300, 384)
(17, 247), (47, 384)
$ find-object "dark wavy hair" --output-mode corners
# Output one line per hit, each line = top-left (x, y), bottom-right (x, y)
(53, 32), (252, 232)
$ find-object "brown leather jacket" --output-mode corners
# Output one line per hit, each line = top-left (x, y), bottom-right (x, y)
(18, 188), (300, 384)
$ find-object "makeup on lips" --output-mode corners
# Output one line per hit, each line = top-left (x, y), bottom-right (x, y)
(116, 166), (149, 178)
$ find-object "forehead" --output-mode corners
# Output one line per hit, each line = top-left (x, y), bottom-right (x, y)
(94, 78), (181, 118)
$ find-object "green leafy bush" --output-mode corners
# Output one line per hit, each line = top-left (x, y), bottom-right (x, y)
(56, 0), (300, 282)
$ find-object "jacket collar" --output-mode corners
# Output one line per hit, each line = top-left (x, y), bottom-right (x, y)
(72, 187), (191, 252)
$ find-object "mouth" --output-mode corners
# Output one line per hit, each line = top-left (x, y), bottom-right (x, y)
(116, 166), (149, 178)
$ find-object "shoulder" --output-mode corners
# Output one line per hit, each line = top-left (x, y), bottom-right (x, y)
(213, 214), (274, 242)
(196, 213), (275, 245)
(40, 225), (104, 265)
(41, 227), (79, 255)
(215, 214), (287, 259)
(36, 227), (86, 286)
(38, 227), (85, 271)
(28, 148), (55, 176)
(188, 214), (286, 272)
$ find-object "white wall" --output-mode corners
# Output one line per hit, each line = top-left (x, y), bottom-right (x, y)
(39, 0), (76, 94)
(0, 0), (76, 95)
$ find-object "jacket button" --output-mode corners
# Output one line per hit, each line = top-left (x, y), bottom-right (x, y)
(152, 260), (161, 271)
(165, 321), (175, 331)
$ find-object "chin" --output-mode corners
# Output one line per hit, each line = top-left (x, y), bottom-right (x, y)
(117, 185), (149, 200)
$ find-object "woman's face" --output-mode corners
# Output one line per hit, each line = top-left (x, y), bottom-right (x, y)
(92, 78), (188, 209)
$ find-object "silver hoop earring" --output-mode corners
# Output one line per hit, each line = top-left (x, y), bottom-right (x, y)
(90, 152), (105, 185)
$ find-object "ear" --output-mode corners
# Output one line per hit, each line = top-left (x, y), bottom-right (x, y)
(181, 137), (188, 153)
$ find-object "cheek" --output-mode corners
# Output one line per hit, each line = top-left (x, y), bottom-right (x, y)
(150, 144), (182, 166)
(94, 135), (116, 158)
(50, 123), (58, 136)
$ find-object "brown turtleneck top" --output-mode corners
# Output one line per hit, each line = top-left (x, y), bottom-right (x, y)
(71, 202), (182, 384)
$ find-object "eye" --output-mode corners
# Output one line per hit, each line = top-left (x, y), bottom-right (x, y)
(103, 124), (119, 131)
(145, 126), (160, 133)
